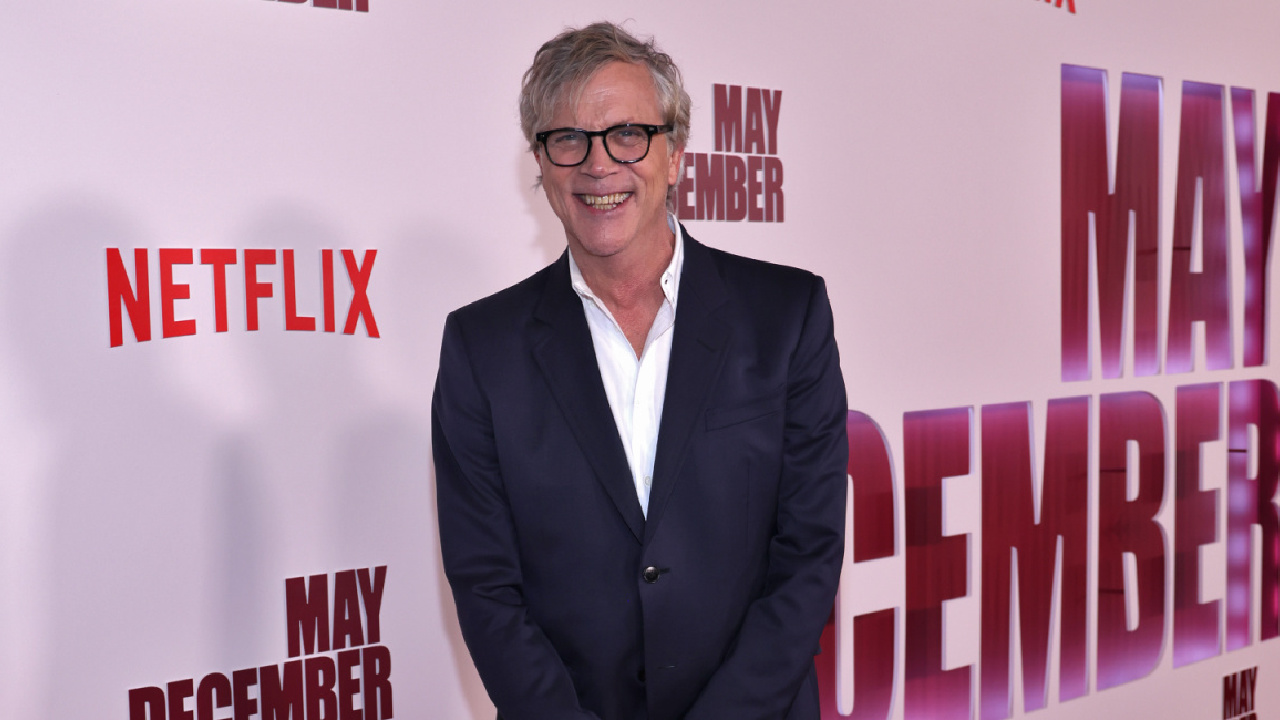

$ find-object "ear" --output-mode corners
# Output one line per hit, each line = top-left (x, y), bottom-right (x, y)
(666, 144), (685, 187)
(530, 150), (546, 189)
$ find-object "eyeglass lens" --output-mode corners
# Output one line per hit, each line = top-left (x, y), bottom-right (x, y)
(543, 125), (655, 166)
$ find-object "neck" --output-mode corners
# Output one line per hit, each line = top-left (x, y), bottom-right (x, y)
(572, 228), (675, 311)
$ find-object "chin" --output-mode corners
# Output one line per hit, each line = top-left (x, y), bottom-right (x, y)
(574, 237), (630, 260)
(569, 220), (636, 255)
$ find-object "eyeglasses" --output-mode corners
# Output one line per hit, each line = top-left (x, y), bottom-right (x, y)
(535, 123), (673, 167)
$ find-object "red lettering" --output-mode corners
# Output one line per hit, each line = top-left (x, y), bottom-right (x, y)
(107, 248), (151, 347)
(200, 249), (237, 333)
(196, 673), (231, 720)
(845, 412), (895, 719)
(358, 566), (388, 644)
(261, 660), (304, 720)
(283, 249), (317, 332)
(1060, 66), (1162, 380)
(305, 655), (338, 720)
(747, 156), (764, 222)
(676, 155), (696, 220)
(338, 648), (363, 720)
(1225, 673), (1240, 718)
(1226, 380), (1280, 648)
(1173, 383), (1222, 667)
(333, 570), (365, 650)
(903, 407), (971, 720)
(129, 686), (166, 720)
(232, 667), (258, 720)
(744, 88), (766, 154)
(851, 413), (895, 562)
(1096, 391), (1167, 690)
(160, 248), (196, 338)
(764, 157), (784, 222)
(270, 0), (366, 9)
(713, 84), (743, 152)
(362, 646), (393, 720)
(762, 90), (782, 155)
(342, 249), (379, 337)
(1231, 89), (1279, 368)
(1168, 81), (1233, 373)
(980, 398), (1089, 718)
(725, 155), (748, 222)
(323, 249), (337, 333)
(244, 249), (276, 332)
(695, 153), (725, 220)
(286, 573), (330, 657)
(168, 678), (196, 720)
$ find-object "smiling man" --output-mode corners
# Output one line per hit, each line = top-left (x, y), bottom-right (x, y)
(432, 22), (848, 720)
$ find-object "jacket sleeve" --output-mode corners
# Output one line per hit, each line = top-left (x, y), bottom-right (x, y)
(683, 276), (848, 720)
(433, 312), (602, 720)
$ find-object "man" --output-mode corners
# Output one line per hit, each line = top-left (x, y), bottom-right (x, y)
(433, 22), (847, 720)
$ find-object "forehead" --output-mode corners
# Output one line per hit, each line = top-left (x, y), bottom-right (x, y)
(553, 61), (662, 125)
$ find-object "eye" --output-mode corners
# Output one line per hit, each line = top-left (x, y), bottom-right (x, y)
(549, 130), (585, 146)
(609, 126), (646, 146)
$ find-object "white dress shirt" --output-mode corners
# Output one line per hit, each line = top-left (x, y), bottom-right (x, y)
(567, 219), (684, 517)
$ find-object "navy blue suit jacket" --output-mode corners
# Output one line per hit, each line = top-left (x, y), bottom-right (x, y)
(433, 231), (848, 720)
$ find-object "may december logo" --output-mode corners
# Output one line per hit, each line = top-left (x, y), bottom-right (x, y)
(677, 83), (785, 223)
(1224, 667), (1259, 720)
(265, 0), (369, 12)
(128, 566), (391, 720)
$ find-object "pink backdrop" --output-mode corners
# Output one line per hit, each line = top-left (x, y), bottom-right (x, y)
(1, 1), (1277, 718)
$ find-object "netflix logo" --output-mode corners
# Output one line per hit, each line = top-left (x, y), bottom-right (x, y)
(266, 0), (369, 13)
(106, 248), (379, 347)
(1036, 0), (1076, 13)
(128, 566), (392, 720)
(677, 83), (785, 223)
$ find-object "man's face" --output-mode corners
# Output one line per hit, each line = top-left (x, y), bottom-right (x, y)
(536, 61), (683, 263)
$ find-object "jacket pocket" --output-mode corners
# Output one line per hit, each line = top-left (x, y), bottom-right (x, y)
(704, 388), (785, 431)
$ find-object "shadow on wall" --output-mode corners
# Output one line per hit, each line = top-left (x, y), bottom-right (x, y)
(383, 216), (500, 720)
(0, 195), (493, 719)
(1, 197), (216, 719)
(224, 202), (479, 717)
(515, 139), (570, 266)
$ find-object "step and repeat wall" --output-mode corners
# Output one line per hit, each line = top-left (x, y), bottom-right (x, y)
(2, 1), (1277, 718)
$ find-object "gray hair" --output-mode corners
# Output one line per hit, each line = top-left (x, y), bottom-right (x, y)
(520, 22), (692, 201)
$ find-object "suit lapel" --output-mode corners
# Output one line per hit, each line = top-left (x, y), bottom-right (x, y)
(531, 253), (646, 542)
(645, 233), (731, 544)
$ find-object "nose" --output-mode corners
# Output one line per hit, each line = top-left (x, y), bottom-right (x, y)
(581, 136), (617, 177)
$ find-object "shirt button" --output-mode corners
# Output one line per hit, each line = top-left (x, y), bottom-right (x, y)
(644, 475), (652, 487)
(643, 566), (660, 583)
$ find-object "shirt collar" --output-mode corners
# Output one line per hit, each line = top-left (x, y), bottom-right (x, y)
(568, 216), (684, 309)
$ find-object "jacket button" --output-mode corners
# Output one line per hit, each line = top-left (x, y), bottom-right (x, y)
(643, 566), (660, 583)
(637, 667), (646, 683)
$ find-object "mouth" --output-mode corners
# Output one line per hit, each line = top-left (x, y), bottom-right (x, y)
(576, 192), (632, 212)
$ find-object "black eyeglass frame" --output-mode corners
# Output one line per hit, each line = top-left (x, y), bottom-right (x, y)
(535, 123), (674, 167)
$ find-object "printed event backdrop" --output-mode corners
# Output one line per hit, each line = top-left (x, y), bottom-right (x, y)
(1, 1), (1277, 719)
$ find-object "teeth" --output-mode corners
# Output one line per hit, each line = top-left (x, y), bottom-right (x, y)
(580, 192), (631, 210)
